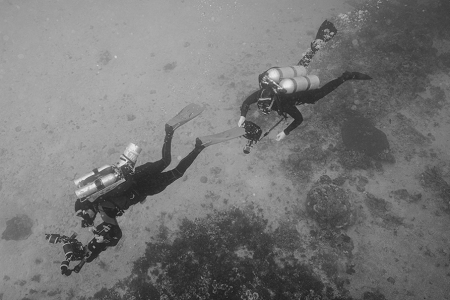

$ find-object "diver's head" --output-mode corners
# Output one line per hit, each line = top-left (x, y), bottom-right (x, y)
(74, 199), (95, 227)
(258, 71), (268, 86)
(258, 71), (275, 90)
(257, 89), (274, 115)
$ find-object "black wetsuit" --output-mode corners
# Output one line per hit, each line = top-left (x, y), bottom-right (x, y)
(83, 130), (203, 261)
(240, 76), (346, 135)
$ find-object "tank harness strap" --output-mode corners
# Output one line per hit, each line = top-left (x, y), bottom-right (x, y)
(273, 94), (287, 118)
(259, 89), (275, 111)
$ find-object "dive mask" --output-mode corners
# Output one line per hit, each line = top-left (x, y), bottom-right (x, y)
(75, 209), (95, 227)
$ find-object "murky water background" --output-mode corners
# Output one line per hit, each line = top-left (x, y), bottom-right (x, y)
(1, 0), (449, 299)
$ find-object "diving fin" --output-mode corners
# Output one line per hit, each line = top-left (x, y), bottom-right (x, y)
(297, 19), (338, 67)
(166, 103), (204, 131)
(315, 19), (337, 43)
(196, 127), (246, 148)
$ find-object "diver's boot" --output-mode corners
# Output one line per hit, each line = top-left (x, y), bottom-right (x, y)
(195, 138), (206, 151)
(166, 103), (204, 132)
(165, 123), (174, 137)
(341, 71), (372, 81)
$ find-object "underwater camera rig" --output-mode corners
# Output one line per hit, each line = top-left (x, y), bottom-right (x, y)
(242, 121), (262, 154)
(45, 233), (87, 276)
(74, 143), (142, 203)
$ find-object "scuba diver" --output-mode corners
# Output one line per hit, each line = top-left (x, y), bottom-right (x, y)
(62, 104), (262, 275)
(237, 20), (372, 141)
(70, 104), (206, 272)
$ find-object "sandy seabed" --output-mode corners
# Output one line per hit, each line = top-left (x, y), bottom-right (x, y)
(0, 0), (450, 299)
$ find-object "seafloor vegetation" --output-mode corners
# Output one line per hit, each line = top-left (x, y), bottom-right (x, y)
(91, 206), (354, 300)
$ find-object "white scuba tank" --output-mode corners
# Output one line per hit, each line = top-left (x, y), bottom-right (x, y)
(118, 143), (142, 168)
(266, 66), (307, 83)
(74, 143), (142, 202)
(74, 170), (120, 199)
(279, 75), (320, 94)
(73, 165), (113, 188)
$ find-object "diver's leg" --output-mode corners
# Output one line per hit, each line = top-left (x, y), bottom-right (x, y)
(299, 77), (346, 103)
(300, 71), (372, 104)
(134, 142), (205, 196)
(135, 104), (204, 178)
(298, 48), (318, 68)
(160, 124), (174, 166)
(85, 223), (122, 263)
(134, 127), (173, 178)
(173, 141), (204, 176)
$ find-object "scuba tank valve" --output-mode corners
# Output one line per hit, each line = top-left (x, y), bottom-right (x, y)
(117, 143), (142, 168)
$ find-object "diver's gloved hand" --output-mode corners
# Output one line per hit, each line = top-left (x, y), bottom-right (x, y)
(238, 116), (246, 127)
(94, 235), (105, 243)
(76, 209), (96, 228)
(81, 219), (94, 228)
(276, 131), (286, 141)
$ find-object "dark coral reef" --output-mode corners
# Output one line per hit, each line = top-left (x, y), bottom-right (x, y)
(91, 207), (357, 300)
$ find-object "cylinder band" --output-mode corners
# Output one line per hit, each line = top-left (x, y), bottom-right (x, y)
(305, 76), (311, 91)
